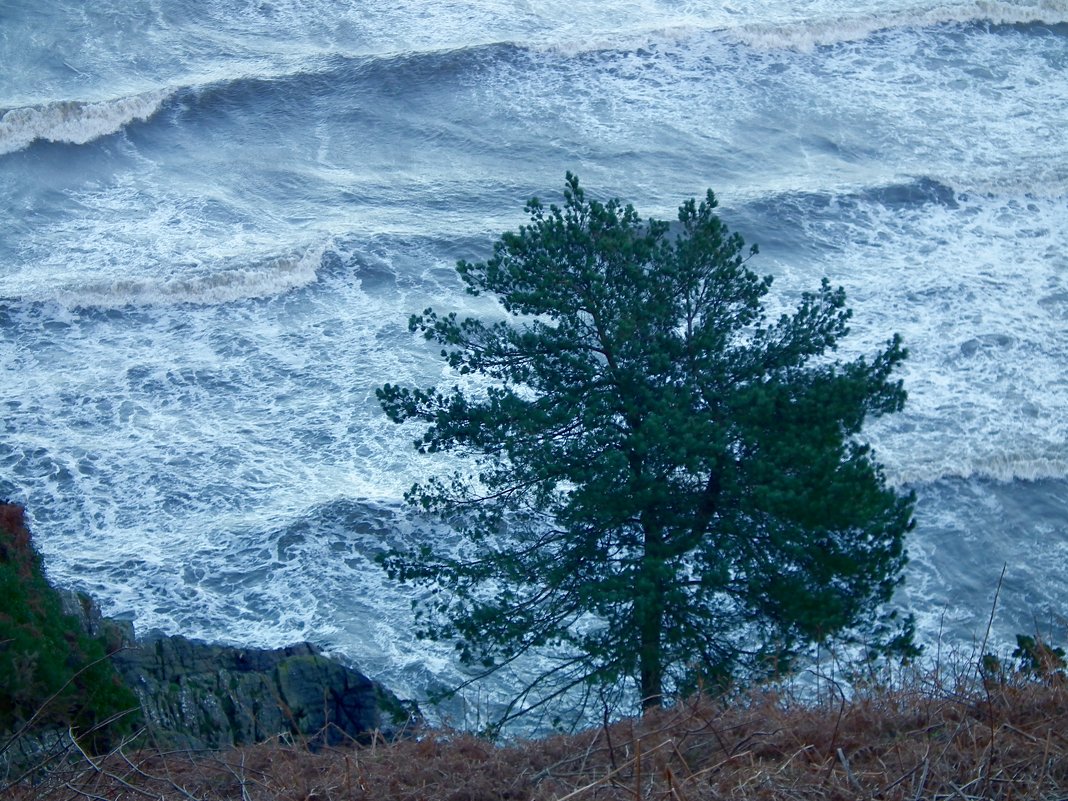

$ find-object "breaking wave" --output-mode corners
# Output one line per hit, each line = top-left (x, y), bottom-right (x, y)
(888, 453), (1068, 487)
(32, 248), (325, 309)
(731, 0), (1068, 50)
(0, 89), (174, 155)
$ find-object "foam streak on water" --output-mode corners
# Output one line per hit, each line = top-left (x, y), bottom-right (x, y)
(1, 0), (1066, 710)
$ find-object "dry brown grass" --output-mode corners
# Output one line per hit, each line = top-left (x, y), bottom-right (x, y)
(6, 667), (1068, 801)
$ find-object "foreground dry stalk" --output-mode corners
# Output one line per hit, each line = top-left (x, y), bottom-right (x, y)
(5, 671), (1068, 801)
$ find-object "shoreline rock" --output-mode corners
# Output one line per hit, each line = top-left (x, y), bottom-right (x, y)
(3, 502), (419, 756)
(65, 589), (420, 749)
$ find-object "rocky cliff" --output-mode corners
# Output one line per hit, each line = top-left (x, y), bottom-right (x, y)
(2, 503), (418, 761)
(64, 590), (419, 749)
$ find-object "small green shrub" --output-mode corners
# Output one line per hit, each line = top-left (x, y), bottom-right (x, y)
(1012, 633), (1066, 681)
(0, 504), (139, 751)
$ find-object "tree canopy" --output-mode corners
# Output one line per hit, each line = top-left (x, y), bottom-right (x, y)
(377, 174), (915, 729)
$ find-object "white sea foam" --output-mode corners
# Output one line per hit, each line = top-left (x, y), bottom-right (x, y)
(0, 90), (173, 155)
(758, 186), (1068, 498)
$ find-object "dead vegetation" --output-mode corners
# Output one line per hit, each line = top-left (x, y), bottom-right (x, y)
(4, 660), (1068, 801)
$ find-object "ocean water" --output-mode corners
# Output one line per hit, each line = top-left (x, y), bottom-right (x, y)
(2, 0), (1067, 717)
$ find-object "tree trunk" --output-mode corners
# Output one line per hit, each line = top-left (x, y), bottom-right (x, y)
(639, 615), (663, 711)
(637, 527), (665, 712)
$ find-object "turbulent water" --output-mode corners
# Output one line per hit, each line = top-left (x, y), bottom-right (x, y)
(2, 0), (1067, 720)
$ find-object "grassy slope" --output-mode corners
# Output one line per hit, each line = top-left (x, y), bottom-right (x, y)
(6, 667), (1068, 800)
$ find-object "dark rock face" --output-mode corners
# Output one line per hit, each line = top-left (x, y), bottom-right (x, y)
(60, 591), (419, 750)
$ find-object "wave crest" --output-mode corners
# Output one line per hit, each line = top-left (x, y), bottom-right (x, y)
(732, 0), (1068, 51)
(46, 248), (325, 309)
(889, 454), (1068, 487)
(0, 89), (172, 156)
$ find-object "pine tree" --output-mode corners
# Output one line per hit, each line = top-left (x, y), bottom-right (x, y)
(378, 174), (915, 728)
